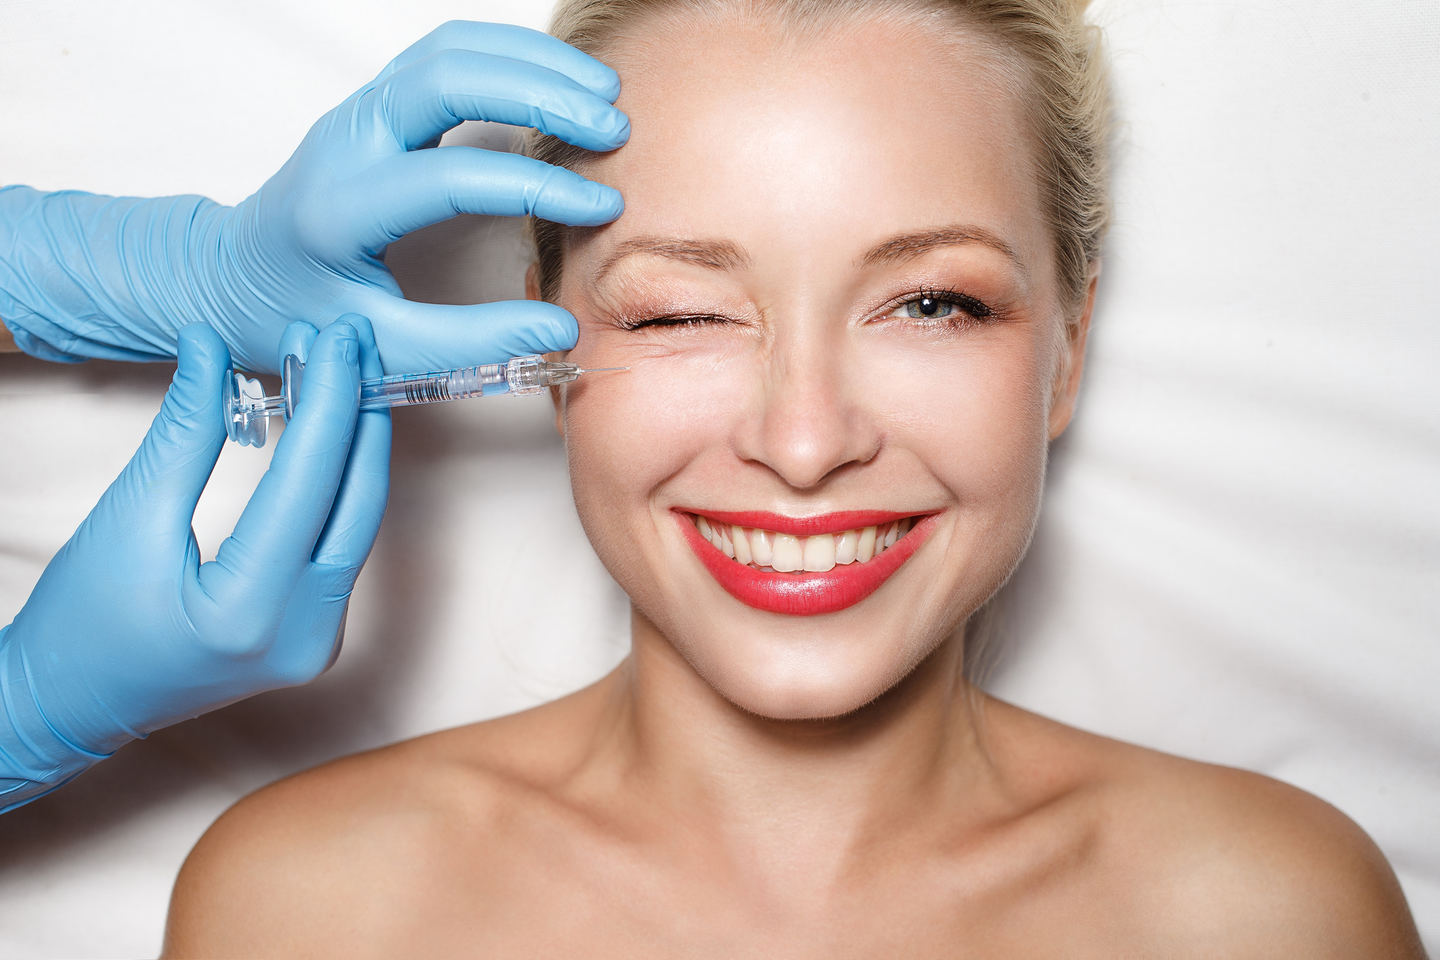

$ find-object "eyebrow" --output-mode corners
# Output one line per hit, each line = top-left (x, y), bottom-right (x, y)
(590, 222), (1025, 285)
(593, 236), (750, 285)
(861, 224), (1027, 277)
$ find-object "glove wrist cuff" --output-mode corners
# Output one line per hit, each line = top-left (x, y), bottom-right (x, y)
(0, 625), (117, 812)
(0, 185), (225, 362)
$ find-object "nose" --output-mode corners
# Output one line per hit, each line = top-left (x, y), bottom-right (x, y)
(732, 332), (883, 490)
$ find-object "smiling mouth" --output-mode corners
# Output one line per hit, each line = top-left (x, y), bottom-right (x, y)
(675, 509), (935, 616)
(688, 513), (917, 574)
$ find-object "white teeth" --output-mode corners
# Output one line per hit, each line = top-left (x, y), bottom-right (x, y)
(857, 526), (877, 562)
(771, 534), (803, 573)
(750, 528), (773, 566)
(802, 533), (837, 572)
(690, 515), (919, 574)
(731, 525), (752, 565)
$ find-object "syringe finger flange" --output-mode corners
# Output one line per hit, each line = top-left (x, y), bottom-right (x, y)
(223, 369), (269, 448)
(282, 353), (305, 421)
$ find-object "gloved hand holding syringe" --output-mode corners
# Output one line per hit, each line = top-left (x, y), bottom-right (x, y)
(225, 353), (627, 447)
(0, 18), (634, 815)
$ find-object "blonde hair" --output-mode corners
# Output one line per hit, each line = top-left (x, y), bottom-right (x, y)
(527, 0), (1111, 325)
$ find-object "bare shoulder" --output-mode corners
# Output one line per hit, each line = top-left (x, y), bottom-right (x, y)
(1132, 761), (1423, 956)
(162, 692), (593, 958)
(990, 700), (1425, 957)
(162, 738), (484, 957)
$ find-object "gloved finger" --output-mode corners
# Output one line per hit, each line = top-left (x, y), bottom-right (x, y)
(340, 148), (621, 255)
(259, 563), (352, 686)
(366, 299), (580, 374)
(276, 320), (319, 371)
(100, 323), (229, 538)
(312, 314), (391, 567)
(202, 321), (361, 607)
(374, 49), (629, 152)
(374, 20), (622, 102)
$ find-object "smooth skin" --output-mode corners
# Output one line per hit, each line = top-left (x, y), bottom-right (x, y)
(164, 11), (1425, 958)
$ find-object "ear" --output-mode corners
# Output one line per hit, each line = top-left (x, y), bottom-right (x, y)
(1047, 269), (1098, 440)
(527, 263), (568, 439)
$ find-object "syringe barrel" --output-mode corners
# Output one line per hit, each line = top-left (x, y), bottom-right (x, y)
(357, 363), (509, 409)
(229, 355), (573, 449)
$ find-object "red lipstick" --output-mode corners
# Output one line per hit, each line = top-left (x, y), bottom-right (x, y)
(675, 510), (936, 616)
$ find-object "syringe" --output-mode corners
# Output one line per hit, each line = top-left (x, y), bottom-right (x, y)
(224, 354), (624, 447)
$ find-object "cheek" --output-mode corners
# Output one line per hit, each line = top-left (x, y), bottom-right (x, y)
(870, 330), (1052, 482)
(562, 345), (763, 617)
(562, 346), (742, 517)
(566, 322), (1054, 494)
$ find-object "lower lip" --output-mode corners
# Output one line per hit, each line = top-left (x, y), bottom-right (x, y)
(675, 512), (935, 616)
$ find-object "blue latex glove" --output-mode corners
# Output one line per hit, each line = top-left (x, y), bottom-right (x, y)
(0, 317), (389, 813)
(0, 20), (627, 373)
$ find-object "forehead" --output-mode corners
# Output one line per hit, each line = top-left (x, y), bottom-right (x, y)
(571, 9), (1052, 285)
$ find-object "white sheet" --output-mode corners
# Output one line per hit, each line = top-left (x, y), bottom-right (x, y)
(1, 1), (1436, 954)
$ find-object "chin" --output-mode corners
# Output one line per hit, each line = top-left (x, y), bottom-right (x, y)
(722, 680), (885, 723)
(688, 635), (926, 723)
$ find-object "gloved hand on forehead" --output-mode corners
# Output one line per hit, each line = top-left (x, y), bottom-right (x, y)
(0, 20), (627, 374)
(0, 318), (389, 814)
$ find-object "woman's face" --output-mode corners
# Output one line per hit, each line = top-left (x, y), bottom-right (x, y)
(550, 11), (1088, 719)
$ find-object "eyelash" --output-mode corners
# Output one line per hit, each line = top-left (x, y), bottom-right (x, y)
(614, 313), (729, 331)
(887, 287), (995, 327)
(614, 287), (997, 331)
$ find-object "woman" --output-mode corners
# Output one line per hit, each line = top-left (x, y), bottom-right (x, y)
(162, 0), (1425, 954)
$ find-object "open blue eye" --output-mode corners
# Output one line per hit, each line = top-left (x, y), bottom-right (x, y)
(887, 289), (994, 326)
(905, 296), (957, 319)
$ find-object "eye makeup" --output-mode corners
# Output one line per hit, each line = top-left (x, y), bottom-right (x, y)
(612, 312), (740, 331)
(870, 285), (1008, 333)
(583, 267), (749, 333)
(603, 284), (1007, 336)
(579, 238), (1022, 340)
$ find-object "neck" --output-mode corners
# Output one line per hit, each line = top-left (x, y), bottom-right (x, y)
(583, 607), (1002, 890)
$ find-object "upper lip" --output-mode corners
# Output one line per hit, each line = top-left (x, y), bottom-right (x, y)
(678, 508), (932, 537)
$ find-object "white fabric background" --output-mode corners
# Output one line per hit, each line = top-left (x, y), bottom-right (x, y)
(0, 1), (1435, 955)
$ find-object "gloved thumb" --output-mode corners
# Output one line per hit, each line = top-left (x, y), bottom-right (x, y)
(366, 297), (580, 373)
(105, 323), (230, 527)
